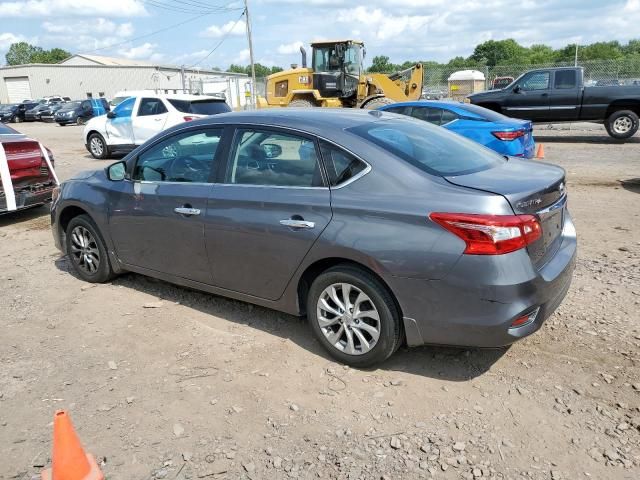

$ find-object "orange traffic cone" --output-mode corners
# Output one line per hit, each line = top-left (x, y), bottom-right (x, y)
(535, 143), (545, 159)
(41, 410), (104, 480)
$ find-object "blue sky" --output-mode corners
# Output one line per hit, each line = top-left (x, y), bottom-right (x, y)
(1, 0), (640, 68)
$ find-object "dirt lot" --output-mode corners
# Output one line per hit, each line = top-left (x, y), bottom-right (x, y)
(1, 121), (639, 480)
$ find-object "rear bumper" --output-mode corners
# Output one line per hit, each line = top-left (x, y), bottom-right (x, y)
(0, 185), (54, 213)
(391, 213), (577, 348)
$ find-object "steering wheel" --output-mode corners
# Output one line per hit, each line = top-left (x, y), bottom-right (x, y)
(168, 156), (209, 182)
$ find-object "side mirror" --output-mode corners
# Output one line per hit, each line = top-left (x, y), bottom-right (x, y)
(107, 111), (116, 119)
(262, 143), (283, 159)
(513, 85), (522, 93)
(107, 161), (126, 181)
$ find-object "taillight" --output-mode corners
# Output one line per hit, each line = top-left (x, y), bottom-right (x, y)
(429, 213), (542, 255)
(183, 116), (196, 122)
(492, 130), (525, 141)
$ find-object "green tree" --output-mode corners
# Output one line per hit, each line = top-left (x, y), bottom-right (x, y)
(6, 42), (41, 65)
(527, 44), (555, 64)
(5, 42), (70, 65)
(368, 55), (398, 73)
(227, 64), (246, 73)
(469, 39), (526, 66)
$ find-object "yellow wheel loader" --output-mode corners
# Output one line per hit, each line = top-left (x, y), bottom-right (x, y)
(257, 40), (423, 109)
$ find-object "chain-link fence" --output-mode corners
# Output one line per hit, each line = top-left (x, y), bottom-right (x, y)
(420, 59), (640, 99)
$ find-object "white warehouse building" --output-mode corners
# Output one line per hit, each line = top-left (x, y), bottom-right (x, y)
(0, 54), (250, 109)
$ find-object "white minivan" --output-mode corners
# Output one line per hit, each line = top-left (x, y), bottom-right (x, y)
(83, 94), (231, 159)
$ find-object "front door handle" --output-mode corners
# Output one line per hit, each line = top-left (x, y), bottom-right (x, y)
(174, 206), (201, 216)
(280, 219), (315, 229)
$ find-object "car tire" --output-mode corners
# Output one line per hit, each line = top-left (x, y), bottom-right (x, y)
(65, 214), (116, 284)
(361, 97), (395, 109)
(14, 116), (22, 123)
(605, 110), (639, 139)
(88, 132), (110, 159)
(289, 98), (316, 107)
(307, 265), (403, 368)
(77, 116), (85, 126)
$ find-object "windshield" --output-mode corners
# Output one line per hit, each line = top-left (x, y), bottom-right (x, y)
(110, 96), (130, 107)
(167, 99), (231, 115)
(349, 117), (505, 176)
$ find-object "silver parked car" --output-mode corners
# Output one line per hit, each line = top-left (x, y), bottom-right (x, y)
(51, 109), (576, 367)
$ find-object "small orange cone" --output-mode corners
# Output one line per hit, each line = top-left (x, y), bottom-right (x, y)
(41, 410), (104, 480)
(535, 143), (545, 159)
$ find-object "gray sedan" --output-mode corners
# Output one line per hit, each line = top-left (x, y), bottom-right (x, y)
(51, 109), (576, 367)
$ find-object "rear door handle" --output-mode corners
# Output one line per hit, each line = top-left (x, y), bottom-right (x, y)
(174, 207), (201, 216)
(280, 219), (315, 229)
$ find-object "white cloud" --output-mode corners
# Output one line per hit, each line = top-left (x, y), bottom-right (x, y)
(0, 32), (25, 50)
(42, 19), (133, 36)
(117, 42), (163, 62)
(0, 0), (146, 17)
(202, 20), (246, 38)
(277, 41), (303, 55)
(236, 49), (250, 63)
(337, 7), (431, 41)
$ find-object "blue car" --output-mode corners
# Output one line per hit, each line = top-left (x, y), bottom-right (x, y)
(378, 100), (536, 159)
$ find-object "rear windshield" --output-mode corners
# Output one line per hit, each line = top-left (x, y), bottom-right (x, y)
(348, 118), (505, 176)
(168, 99), (231, 115)
(60, 101), (82, 110)
(456, 103), (512, 122)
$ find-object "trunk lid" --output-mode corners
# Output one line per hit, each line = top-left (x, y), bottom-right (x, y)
(445, 159), (567, 268)
(1, 137), (52, 189)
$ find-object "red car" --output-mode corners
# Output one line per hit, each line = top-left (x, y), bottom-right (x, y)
(0, 123), (57, 214)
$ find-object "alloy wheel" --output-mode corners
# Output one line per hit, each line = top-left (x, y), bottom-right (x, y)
(70, 225), (101, 275)
(613, 116), (633, 134)
(90, 137), (104, 157)
(316, 283), (381, 355)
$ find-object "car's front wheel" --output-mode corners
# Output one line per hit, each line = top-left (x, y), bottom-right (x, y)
(88, 132), (109, 159)
(65, 214), (116, 283)
(307, 265), (402, 367)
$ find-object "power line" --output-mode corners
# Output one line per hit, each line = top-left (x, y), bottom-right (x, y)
(140, 0), (241, 15)
(185, 10), (246, 69)
(82, 12), (222, 55)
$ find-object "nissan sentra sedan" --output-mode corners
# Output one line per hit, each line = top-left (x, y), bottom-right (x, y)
(51, 109), (576, 367)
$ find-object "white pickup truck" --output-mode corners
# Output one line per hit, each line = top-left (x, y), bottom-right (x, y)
(83, 94), (231, 159)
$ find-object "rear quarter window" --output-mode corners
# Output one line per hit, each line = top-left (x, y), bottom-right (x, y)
(168, 99), (231, 115)
(349, 118), (505, 177)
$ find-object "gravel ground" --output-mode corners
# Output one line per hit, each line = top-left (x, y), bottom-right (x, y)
(0, 121), (639, 480)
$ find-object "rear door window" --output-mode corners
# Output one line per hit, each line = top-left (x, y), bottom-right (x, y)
(349, 118), (504, 176)
(440, 109), (459, 125)
(554, 70), (577, 89)
(138, 98), (168, 116)
(167, 99), (231, 115)
(226, 129), (324, 187)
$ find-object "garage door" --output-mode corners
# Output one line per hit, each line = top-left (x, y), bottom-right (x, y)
(5, 76), (32, 103)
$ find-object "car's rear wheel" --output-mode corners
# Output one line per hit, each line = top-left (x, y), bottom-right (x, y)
(88, 133), (109, 159)
(307, 265), (402, 367)
(289, 98), (316, 107)
(66, 215), (115, 283)
(605, 110), (639, 139)
(77, 116), (85, 126)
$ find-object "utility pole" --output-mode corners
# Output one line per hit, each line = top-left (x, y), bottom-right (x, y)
(180, 65), (186, 93)
(243, 0), (257, 108)
(574, 44), (579, 67)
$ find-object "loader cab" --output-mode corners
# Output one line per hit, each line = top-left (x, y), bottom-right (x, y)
(311, 41), (364, 101)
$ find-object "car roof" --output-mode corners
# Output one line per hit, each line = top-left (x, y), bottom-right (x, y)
(164, 108), (398, 136)
(125, 94), (224, 101)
